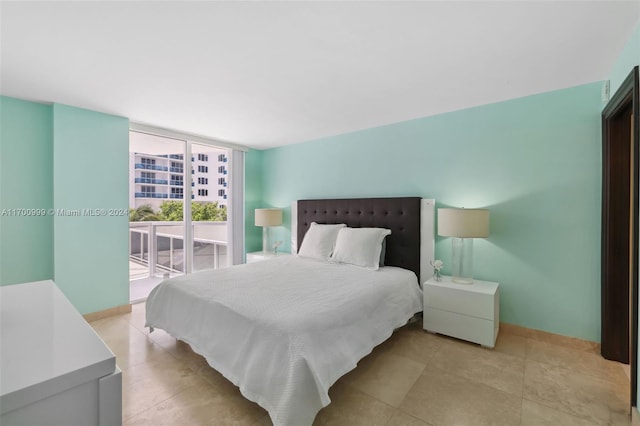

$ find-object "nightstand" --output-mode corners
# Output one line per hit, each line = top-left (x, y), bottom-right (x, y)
(423, 276), (499, 348)
(246, 251), (289, 263)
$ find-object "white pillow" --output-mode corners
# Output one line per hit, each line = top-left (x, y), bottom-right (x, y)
(330, 227), (391, 270)
(298, 222), (346, 261)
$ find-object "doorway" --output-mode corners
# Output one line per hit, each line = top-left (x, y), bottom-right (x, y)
(601, 66), (639, 405)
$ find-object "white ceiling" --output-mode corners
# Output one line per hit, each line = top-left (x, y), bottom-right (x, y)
(1, 1), (639, 150)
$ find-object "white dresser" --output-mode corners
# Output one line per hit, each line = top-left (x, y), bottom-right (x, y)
(1, 280), (122, 426)
(423, 276), (499, 348)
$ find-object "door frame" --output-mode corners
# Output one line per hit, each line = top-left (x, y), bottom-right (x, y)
(602, 65), (639, 405)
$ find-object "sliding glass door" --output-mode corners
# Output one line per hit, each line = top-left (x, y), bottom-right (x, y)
(191, 143), (229, 271)
(128, 131), (231, 302)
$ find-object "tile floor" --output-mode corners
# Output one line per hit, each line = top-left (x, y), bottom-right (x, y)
(90, 303), (631, 426)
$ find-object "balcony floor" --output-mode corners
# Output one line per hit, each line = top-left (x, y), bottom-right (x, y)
(129, 260), (180, 303)
(130, 276), (163, 303)
(130, 261), (148, 281)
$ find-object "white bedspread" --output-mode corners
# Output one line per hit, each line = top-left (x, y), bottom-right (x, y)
(145, 255), (422, 426)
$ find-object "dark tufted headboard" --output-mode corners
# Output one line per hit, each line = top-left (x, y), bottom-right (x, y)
(297, 197), (422, 278)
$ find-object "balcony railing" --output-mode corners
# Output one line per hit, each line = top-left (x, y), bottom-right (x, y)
(135, 163), (169, 171)
(135, 193), (168, 199)
(169, 167), (184, 173)
(135, 178), (169, 185)
(170, 180), (183, 186)
(169, 193), (183, 199)
(129, 221), (228, 278)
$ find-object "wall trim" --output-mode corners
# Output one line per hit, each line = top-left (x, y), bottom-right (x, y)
(500, 322), (601, 354)
(83, 304), (132, 322)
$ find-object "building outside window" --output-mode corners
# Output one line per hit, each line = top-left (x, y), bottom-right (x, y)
(130, 135), (230, 212)
(170, 175), (183, 186)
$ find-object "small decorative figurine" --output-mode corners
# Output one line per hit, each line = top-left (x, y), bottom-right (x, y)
(430, 259), (443, 281)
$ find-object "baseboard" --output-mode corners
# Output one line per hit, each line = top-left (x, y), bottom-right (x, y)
(633, 407), (640, 426)
(83, 304), (132, 322)
(83, 307), (600, 353)
(500, 322), (600, 354)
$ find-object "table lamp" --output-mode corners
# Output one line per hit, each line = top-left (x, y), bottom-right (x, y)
(255, 208), (283, 253)
(437, 208), (489, 284)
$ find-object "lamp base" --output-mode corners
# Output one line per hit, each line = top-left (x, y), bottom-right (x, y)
(451, 276), (474, 285)
(451, 237), (474, 284)
(262, 227), (269, 253)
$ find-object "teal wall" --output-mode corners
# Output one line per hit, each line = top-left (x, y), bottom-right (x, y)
(0, 97), (130, 315)
(0, 97), (54, 285)
(52, 104), (130, 314)
(608, 19), (640, 95)
(245, 148), (264, 254)
(261, 82), (603, 342)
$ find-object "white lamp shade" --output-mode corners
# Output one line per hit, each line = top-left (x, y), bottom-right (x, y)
(255, 208), (283, 227)
(438, 208), (489, 238)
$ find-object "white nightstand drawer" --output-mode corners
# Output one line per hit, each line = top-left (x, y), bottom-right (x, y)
(424, 308), (498, 347)
(423, 277), (498, 320)
(424, 285), (494, 320)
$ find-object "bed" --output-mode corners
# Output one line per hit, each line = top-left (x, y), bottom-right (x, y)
(145, 197), (435, 426)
